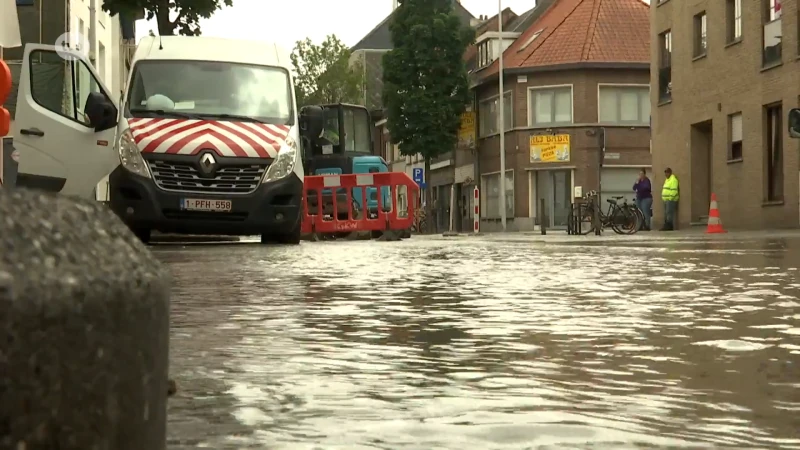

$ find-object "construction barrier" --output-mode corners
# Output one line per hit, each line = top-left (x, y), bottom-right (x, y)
(302, 172), (418, 235)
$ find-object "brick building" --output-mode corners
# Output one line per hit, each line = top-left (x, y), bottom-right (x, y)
(461, 0), (651, 232)
(651, 0), (800, 229)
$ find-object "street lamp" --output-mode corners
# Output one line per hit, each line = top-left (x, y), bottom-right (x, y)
(497, 0), (507, 230)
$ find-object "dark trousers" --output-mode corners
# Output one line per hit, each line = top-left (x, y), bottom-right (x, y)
(663, 200), (678, 229)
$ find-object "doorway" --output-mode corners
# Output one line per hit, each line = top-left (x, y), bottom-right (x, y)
(690, 120), (712, 223)
(535, 170), (572, 228)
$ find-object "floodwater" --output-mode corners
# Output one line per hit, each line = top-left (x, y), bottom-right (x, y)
(155, 233), (800, 449)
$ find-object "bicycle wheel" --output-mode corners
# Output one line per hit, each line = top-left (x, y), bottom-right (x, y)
(632, 205), (645, 230)
(611, 207), (639, 234)
(576, 203), (596, 235)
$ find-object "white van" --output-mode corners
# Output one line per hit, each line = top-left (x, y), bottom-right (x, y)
(13, 36), (322, 244)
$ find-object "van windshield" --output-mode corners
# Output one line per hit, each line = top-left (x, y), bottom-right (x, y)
(126, 60), (293, 124)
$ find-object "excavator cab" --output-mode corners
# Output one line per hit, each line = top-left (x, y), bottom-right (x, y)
(301, 104), (390, 220)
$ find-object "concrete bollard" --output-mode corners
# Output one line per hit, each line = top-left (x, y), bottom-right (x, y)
(0, 189), (171, 449)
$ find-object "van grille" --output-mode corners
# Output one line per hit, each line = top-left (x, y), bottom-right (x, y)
(148, 160), (269, 194)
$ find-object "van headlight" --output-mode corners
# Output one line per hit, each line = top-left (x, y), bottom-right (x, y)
(118, 129), (151, 179)
(263, 137), (297, 182)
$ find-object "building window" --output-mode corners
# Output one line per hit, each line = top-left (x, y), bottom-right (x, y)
(98, 42), (106, 81)
(478, 41), (494, 68)
(598, 86), (650, 124)
(764, 104), (783, 201)
(727, 0), (742, 42)
(693, 12), (707, 57)
(529, 86), (572, 125)
(658, 30), (672, 102)
(481, 171), (514, 218)
(478, 92), (512, 136)
(729, 112), (743, 161)
(763, 0), (782, 66)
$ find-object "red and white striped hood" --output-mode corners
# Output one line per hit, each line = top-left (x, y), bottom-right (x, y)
(126, 118), (292, 158)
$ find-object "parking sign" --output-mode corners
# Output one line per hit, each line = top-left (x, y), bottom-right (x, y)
(412, 168), (424, 184)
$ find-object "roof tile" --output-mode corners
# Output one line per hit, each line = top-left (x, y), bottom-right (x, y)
(479, 0), (649, 80)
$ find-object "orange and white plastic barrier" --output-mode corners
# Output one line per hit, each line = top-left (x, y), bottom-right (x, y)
(473, 186), (479, 233)
(302, 172), (418, 235)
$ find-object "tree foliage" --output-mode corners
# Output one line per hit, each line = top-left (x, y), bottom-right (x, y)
(101, 0), (232, 36)
(382, 0), (474, 161)
(291, 35), (364, 108)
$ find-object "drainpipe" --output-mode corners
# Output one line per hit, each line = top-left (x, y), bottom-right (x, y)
(88, 0), (97, 65)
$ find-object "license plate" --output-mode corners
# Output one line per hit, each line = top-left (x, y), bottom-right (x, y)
(181, 198), (232, 212)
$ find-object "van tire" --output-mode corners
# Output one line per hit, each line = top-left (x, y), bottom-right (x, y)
(133, 228), (151, 245)
(261, 218), (301, 245)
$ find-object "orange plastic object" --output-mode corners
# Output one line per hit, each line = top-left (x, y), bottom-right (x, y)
(0, 60), (11, 137)
(301, 171), (418, 235)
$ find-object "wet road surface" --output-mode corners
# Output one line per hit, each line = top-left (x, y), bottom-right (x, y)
(155, 233), (800, 449)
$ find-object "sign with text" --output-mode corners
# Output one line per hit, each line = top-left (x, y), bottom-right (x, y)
(458, 111), (476, 148)
(529, 134), (571, 163)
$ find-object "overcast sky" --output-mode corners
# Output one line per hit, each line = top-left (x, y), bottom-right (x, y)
(135, 0), (539, 50)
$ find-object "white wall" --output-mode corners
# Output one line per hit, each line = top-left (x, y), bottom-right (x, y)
(69, 0), (121, 94)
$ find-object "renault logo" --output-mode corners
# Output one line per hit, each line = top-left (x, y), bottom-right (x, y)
(199, 153), (216, 173)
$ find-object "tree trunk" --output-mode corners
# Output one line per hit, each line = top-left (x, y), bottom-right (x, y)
(424, 155), (432, 234)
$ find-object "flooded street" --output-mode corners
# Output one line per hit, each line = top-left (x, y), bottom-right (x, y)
(156, 234), (800, 449)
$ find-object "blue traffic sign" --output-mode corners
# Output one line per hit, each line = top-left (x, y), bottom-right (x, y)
(412, 168), (424, 184)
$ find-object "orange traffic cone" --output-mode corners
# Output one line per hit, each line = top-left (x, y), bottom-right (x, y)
(706, 193), (726, 234)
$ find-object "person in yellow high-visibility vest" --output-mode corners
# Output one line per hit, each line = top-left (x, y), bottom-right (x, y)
(660, 167), (680, 231)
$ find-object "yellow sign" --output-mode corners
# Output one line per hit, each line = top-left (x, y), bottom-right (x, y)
(529, 134), (570, 163)
(458, 111), (476, 148)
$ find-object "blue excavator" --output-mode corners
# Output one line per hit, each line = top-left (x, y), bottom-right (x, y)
(301, 103), (391, 237)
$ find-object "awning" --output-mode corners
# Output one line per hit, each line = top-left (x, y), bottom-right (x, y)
(0, 0), (22, 48)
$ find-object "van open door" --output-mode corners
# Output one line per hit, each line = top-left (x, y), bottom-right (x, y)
(12, 44), (119, 198)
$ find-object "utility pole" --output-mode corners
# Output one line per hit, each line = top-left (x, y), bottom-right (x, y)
(497, 0), (507, 230)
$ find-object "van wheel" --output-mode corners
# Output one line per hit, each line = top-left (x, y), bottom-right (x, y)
(261, 219), (301, 245)
(133, 228), (151, 244)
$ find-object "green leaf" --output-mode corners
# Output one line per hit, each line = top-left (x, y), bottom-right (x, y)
(382, 0), (474, 160)
(290, 35), (365, 108)
(101, 0), (232, 35)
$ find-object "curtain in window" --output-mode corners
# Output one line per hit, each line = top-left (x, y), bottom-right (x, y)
(535, 91), (552, 123)
(620, 90), (639, 122)
(504, 171), (514, 217)
(554, 90), (571, 122)
(599, 88), (617, 122)
(730, 113), (742, 142)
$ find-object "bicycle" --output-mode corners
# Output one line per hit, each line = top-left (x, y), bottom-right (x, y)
(575, 191), (640, 235)
(619, 197), (646, 232)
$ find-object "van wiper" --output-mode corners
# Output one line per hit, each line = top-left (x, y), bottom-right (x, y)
(200, 113), (269, 123)
(129, 108), (204, 120)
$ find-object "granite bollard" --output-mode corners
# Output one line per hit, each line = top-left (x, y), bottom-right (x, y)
(0, 189), (171, 449)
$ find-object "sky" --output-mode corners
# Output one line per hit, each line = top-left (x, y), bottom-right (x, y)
(134, 0), (539, 50)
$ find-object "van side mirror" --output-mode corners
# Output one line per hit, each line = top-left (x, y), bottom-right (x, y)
(299, 106), (324, 141)
(789, 108), (800, 139)
(85, 92), (117, 132)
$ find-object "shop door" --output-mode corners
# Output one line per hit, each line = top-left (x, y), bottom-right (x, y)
(536, 170), (571, 228)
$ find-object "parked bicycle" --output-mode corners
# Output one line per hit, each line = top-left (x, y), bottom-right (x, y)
(573, 190), (641, 234)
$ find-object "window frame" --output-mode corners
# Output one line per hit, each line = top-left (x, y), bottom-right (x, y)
(764, 103), (784, 202)
(693, 11), (708, 57)
(726, 0), (742, 43)
(28, 49), (98, 128)
(597, 84), (650, 125)
(658, 30), (672, 102)
(527, 84), (573, 126)
(762, 0), (783, 66)
(480, 169), (515, 219)
(478, 90), (513, 137)
(728, 112), (743, 162)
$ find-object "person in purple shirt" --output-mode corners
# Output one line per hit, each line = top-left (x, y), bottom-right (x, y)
(633, 168), (652, 231)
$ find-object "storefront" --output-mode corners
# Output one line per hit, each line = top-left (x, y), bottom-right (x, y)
(528, 168), (574, 229)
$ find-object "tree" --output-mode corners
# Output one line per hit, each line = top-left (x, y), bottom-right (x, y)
(291, 35), (364, 107)
(101, 0), (232, 36)
(382, 0), (474, 228)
